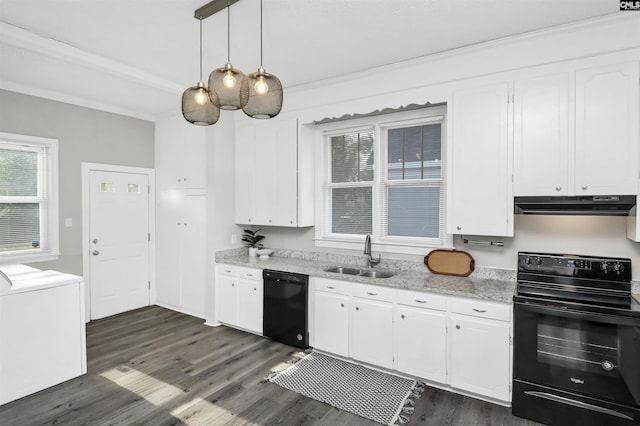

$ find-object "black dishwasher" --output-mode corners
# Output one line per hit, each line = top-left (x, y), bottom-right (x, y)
(263, 269), (309, 349)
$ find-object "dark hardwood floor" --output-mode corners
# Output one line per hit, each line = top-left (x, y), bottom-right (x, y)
(0, 306), (541, 425)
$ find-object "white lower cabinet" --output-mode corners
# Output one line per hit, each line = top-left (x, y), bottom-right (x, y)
(313, 290), (350, 357)
(351, 297), (394, 369)
(449, 298), (512, 402)
(215, 265), (263, 335)
(394, 306), (447, 383)
(311, 277), (512, 404)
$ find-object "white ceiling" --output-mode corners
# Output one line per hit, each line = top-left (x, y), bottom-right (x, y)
(0, 0), (622, 121)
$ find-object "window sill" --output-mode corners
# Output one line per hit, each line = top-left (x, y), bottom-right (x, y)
(314, 238), (453, 256)
(0, 251), (60, 266)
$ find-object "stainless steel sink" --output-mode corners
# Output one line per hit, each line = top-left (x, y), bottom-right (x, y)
(358, 270), (395, 279)
(323, 266), (362, 275)
(323, 266), (395, 279)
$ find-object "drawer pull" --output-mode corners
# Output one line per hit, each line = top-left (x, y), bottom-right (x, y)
(355, 307), (360, 311)
(225, 270), (232, 273)
(366, 292), (378, 296)
(472, 308), (487, 313)
(340, 303), (344, 308)
(246, 274), (253, 277)
(415, 299), (427, 303)
(401, 314), (405, 319)
(326, 286), (335, 289)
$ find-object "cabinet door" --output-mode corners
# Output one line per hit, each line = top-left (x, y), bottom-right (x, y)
(237, 278), (263, 334)
(575, 62), (639, 195)
(273, 120), (298, 226)
(395, 306), (447, 383)
(313, 291), (349, 357)
(351, 298), (393, 369)
(234, 124), (255, 224)
(253, 121), (278, 225)
(514, 73), (570, 196)
(179, 195), (207, 318)
(449, 315), (511, 402)
(449, 83), (513, 236)
(216, 275), (238, 325)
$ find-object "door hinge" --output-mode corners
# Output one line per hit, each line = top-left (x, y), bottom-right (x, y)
(509, 336), (513, 345)
(148, 233), (151, 242)
(148, 281), (151, 289)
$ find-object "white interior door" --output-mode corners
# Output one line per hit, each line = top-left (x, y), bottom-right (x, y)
(89, 170), (150, 319)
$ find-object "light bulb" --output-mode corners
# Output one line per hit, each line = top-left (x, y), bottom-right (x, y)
(254, 76), (269, 95)
(194, 89), (208, 105)
(223, 70), (236, 88)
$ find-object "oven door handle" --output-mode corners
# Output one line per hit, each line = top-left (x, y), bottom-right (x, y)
(525, 391), (634, 420)
(514, 301), (640, 327)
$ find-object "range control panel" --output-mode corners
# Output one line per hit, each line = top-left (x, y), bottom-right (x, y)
(518, 252), (631, 282)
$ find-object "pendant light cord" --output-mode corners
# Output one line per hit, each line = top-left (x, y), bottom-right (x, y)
(227, 0), (231, 62)
(199, 17), (203, 82)
(260, 0), (263, 67)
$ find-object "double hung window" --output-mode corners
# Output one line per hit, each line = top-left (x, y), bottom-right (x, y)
(0, 133), (59, 263)
(316, 106), (449, 253)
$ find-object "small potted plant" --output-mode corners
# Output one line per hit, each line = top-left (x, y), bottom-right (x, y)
(242, 228), (265, 257)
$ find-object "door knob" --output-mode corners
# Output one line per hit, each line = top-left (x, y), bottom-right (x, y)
(92, 250), (100, 256)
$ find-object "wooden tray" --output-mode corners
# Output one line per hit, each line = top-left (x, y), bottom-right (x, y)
(424, 249), (475, 277)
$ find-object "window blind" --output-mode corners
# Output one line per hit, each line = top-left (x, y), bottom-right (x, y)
(0, 144), (45, 252)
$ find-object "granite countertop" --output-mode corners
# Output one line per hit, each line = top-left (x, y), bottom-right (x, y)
(216, 252), (517, 304)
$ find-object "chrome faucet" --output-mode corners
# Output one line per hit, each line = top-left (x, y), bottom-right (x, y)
(364, 234), (381, 268)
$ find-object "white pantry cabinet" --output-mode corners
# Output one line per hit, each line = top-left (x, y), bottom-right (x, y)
(215, 264), (263, 334)
(514, 62), (639, 196)
(449, 297), (512, 402)
(312, 279), (351, 358)
(394, 290), (448, 383)
(234, 116), (314, 227)
(448, 82), (513, 237)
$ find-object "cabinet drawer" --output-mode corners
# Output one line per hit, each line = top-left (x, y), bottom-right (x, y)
(237, 267), (261, 280)
(314, 278), (351, 295)
(450, 297), (511, 322)
(352, 283), (394, 302)
(396, 289), (448, 311)
(218, 264), (238, 276)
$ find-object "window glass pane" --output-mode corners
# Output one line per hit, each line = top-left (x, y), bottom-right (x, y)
(0, 148), (38, 196)
(388, 124), (441, 180)
(331, 131), (374, 183)
(0, 203), (40, 252)
(101, 182), (116, 193)
(387, 186), (439, 238)
(331, 187), (372, 235)
(127, 183), (140, 193)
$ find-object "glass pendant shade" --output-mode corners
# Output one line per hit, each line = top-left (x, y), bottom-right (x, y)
(209, 63), (245, 110)
(240, 66), (283, 119)
(182, 81), (220, 126)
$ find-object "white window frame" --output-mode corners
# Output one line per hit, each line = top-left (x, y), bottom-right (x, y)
(314, 106), (452, 255)
(0, 132), (59, 264)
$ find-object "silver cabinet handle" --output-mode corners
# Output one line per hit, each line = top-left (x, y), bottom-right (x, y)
(340, 303), (344, 308)
(555, 186), (562, 191)
(472, 308), (487, 313)
(401, 314), (405, 319)
(224, 269), (232, 273)
(92, 250), (100, 256)
(457, 226), (462, 230)
(456, 324), (461, 329)
(415, 299), (427, 304)
(92, 238), (99, 244)
(246, 274), (253, 277)
(581, 185), (588, 190)
(231, 283), (235, 287)
(366, 292), (377, 296)
(326, 286), (335, 289)
(355, 306), (359, 311)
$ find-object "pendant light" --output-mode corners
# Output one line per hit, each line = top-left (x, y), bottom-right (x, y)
(208, 0), (245, 110)
(182, 17), (220, 126)
(240, 0), (283, 119)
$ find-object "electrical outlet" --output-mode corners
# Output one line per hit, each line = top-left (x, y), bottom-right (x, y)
(65, 218), (73, 228)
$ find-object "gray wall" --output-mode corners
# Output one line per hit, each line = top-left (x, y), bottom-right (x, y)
(0, 89), (154, 275)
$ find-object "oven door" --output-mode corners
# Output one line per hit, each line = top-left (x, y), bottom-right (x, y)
(514, 301), (640, 407)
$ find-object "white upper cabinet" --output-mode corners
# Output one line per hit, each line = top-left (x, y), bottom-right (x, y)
(448, 82), (513, 237)
(575, 61), (639, 195)
(156, 116), (207, 190)
(234, 117), (314, 227)
(515, 62), (639, 196)
(514, 73), (570, 196)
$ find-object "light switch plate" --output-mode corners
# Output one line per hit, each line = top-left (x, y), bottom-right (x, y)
(65, 218), (73, 227)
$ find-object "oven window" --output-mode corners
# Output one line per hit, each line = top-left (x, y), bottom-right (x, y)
(537, 323), (618, 375)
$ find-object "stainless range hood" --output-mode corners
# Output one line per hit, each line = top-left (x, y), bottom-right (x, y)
(514, 195), (636, 216)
